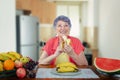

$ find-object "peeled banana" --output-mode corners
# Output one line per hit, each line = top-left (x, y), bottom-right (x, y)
(62, 36), (71, 45)
(56, 62), (78, 73)
(60, 36), (71, 49)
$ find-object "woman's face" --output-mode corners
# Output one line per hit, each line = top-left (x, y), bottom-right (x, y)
(55, 20), (70, 36)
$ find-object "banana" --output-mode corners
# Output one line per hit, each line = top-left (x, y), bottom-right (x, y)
(56, 62), (78, 73)
(57, 62), (78, 69)
(1, 53), (17, 61)
(66, 39), (71, 45)
(57, 66), (77, 73)
(8, 51), (22, 59)
(60, 36), (71, 49)
(0, 61), (4, 71)
(63, 36), (70, 44)
(0, 54), (10, 61)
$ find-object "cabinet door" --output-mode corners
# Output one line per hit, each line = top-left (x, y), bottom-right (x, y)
(16, 0), (56, 24)
(16, 0), (32, 10)
(37, 1), (56, 23)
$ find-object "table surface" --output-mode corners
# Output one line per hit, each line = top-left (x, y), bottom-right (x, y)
(1, 64), (120, 80)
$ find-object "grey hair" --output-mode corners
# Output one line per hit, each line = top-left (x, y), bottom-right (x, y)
(53, 15), (72, 27)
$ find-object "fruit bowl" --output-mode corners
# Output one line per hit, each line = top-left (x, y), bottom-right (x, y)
(0, 69), (16, 78)
(0, 51), (38, 78)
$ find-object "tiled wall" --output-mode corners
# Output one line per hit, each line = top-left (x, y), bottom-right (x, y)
(39, 24), (55, 42)
(83, 27), (98, 49)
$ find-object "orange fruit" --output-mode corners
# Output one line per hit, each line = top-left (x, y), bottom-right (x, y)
(4, 59), (15, 70)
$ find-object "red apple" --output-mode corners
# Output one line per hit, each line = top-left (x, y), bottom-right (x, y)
(16, 68), (26, 78)
(15, 60), (23, 68)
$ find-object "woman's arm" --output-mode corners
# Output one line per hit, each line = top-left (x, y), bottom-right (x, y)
(38, 46), (63, 64)
(69, 51), (88, 66)
(38, 51), (56, 64)
(64, 45), (88, 66)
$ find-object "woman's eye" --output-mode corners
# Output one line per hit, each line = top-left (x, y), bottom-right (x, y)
(57, 25), (62, 27)
(57, 25), (69, 27)
(64, 25), (69, 27)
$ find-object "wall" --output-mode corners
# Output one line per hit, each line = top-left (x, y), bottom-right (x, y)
(81, 1), (88, 42)
(39, 24), (55, 42)
(98, 0), (120, 59)
(0, 0), (16, 52)
(57, 4), (81, 39)
(81, 0), (98, 49)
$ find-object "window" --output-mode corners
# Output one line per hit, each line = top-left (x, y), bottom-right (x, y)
(57, 4), (81, 39)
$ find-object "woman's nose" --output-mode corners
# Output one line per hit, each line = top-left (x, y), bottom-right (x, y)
(61, 25), (65, 29)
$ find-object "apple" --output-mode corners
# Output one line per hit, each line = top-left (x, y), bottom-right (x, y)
(20, 57), (30, 64)
(16, 68), (26, 78)
(15, 60), (23, 68)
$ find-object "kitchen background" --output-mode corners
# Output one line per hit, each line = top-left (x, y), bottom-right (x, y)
(0, 0), (120, 63)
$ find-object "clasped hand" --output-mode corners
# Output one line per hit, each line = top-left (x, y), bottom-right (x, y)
(54, 43), (74, 57)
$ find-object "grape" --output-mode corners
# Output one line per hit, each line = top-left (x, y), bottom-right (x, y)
(23, 60), (38, 70)
(26, 70), (36, 78)
(22, 58), (38, 78)
(28, 72), (36, 78)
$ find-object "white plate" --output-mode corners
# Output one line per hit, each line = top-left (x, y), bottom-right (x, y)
(50, 68), (81, 76)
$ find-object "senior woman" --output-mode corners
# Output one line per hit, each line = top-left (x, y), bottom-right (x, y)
(39, 15), (88, 66)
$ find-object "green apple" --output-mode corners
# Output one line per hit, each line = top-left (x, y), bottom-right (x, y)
(20, 57), (30, 64)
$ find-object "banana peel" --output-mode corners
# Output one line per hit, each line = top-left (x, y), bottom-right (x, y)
(61, 36), (71, 49)
(62, 36), (71, 45)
